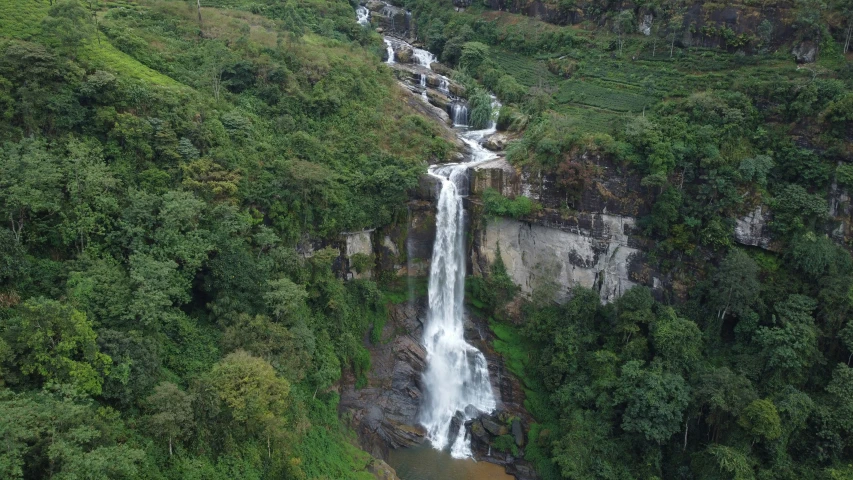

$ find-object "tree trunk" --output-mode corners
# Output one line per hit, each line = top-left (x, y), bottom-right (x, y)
(683, 419), (689, 451)
(197, 0), (203, 26)
(169, 436), (173, 457)
(844, 23), (852, 54)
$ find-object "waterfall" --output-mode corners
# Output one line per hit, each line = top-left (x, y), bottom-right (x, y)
(438, 78), (449, 94)
(420, 74), (428, 102)
(351, 5), (504, 458)
(356, 6), (370, 26)
(384, 38), (395, 64)
(450, 102), (468, 128)
(412, 47), (436, 69)
(421, 109), (501, 459)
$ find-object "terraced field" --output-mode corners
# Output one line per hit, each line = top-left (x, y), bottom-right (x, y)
(556, 79), (655, 112)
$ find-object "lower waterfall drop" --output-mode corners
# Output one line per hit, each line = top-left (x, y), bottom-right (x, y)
(420, 118), (500, 459)
(384, 38), (395, 64)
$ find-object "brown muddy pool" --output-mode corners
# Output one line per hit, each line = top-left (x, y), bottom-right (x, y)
(388, 445), (513, 480)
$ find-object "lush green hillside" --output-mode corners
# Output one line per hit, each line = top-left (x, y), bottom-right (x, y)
(407, 0), (853, 479)
(0, 0), (450, 478)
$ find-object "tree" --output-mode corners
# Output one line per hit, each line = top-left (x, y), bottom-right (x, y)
(613, 10), (635, 56)
(263, 277), (308, 324)
(97, 329), (160, 406)
(755, 295), (820, 378)
(41, 1), (95, 57)
(145, 382), (194, 456)
(222, 314), (313, 381)
(459, 42), (489, 73)
(651, 308), (703, 372)
(614, 360), (690, 443)
(59, 139), (119, 253)
(0, 139), (62, 243)
(708, 249), (760, 327)
(0, 386), (144, 479)
(693, 367), (757, 442)
(4, 298), (111, 394)
(738, 399), (782, 444)
(613, 286), (655, 345)
(205, 350), (291, 457)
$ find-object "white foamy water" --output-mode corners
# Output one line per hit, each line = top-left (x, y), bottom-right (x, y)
(356, 6), (370, 26)
(421, 104), (500, 458)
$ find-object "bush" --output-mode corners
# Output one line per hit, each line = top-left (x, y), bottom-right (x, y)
(481, 188), (541, 218)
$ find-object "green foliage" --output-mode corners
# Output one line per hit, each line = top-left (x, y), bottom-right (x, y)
(3, 298), (111, 395)
(481, 188), (541, 218)
(738, 398), (782, 442)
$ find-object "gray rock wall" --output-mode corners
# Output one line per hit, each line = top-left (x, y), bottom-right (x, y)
(472, 214), (645, 303)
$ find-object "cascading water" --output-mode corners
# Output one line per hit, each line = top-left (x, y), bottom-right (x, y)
(412, 47), (436, 69)
(421, 106), (501, 459)
(351, 5), (504, 461)
(384, 38), (395, 64)
(438, 78), (449, 94)
(450, 102), (469, 128)
(420, 73), (428, 102)
(356, 6), (370, 26)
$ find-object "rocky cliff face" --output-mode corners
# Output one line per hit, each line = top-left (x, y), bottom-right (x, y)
(472, 214), (646, 303)
(339, 301), (429, 460)
(481, 0), (801, 53)
(468, 154), (663, 303)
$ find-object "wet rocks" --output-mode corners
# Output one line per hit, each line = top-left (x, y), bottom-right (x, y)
(394, 45), (414, 63)
(482, 416), (509, 436)
(426, 89), (452, 112)
(338, 300), (429, 459)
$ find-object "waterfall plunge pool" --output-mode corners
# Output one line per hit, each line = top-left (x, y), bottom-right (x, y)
(388, 445), (513, 480)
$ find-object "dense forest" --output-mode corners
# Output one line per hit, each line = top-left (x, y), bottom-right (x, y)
(0, 0), (450, 477)
(419, 0), (853, 478)
(1, 0), (853, 478)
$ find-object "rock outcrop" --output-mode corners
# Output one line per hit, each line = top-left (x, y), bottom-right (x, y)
(472, 214), (646, 303)
(339, 301), (428, 459)
(734, 205), (775, 251)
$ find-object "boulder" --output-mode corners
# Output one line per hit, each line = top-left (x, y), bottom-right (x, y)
(471, 419), (489, 441)
(368, 458), (400, 480)
(447, 411), (466, 445)
(511, 418), (525, 447)
(734, 205), (775, 251)
(481, 416), (508, 436)
(430, 62), (452, 76)
(792, 40), (818, 63)
(425, 74), (441, 88)
(426, 90), (452, 111)
(484, 133), (508, 151)
(365, 0), (385, 12)
(448, 82), (466, 98)
(395, 45), (414, 64)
